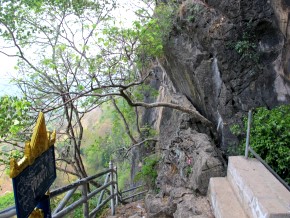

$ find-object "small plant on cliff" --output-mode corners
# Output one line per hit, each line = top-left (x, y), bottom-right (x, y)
(135, 154), (159, 190)
(231, 20), (260, 61)
(186, 3), (201, 22)
(234, 39), (257, 60)
(230, 105), (290, 184)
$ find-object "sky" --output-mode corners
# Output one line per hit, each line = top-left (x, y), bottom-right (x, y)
(0, 51), (18, 96)
(0, 0), (152, 97)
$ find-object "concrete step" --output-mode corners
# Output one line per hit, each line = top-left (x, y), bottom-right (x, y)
(209, 177), (248, 218)
(227, 156), (290, 218)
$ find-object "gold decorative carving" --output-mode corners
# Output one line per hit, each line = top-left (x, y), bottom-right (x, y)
(28, 208), (44, 218)
(10, 112), (56, 178)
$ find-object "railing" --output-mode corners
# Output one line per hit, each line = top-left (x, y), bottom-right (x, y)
(0, 162), (147, 218)
(244, 110), (290, 192)
(119, 185), (147, 203)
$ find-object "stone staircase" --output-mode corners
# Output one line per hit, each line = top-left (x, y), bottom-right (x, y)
(209, 156), (290, 218)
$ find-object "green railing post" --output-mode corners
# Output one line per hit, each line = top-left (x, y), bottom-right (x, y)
(82, 184), (89, 218)
(114, 165), (118, 206)
(109, 161), (115, 215)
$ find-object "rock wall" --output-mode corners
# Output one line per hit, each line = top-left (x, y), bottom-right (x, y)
(163, 0), (290, 150)
(141, 0), (290, 217)
(142, 65), (225, 217)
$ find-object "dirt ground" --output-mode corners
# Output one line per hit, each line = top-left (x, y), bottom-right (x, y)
(0, 168), (13, 196)
(102, 200), (147, 218)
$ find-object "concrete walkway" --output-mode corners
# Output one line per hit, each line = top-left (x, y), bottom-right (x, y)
(209, 156), (290, 218)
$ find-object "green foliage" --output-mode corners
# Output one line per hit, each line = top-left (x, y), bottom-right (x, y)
(83, 99), (137, 173)
(0, 96), (31, 139)
(0, 192), (14, 210)
(133, 84), (159, 102)
(135, 154), (159, 189)
(140, 125), (157, 142)
(0, 0), (99, 46)
(234, 40), (257, 60)
(229, 124), (242, 136)
(101, 99), (137, 144)
(137, 2), (176, 60)
(185, 165), (192, 177)
(84, 137), (112, 171)
(231, 21), (259, 61)
(0, 96), (32, 167)
(100, 1), (176, 69)
(230, 105), (290, 184)
(186, 3), (201, 22)
(117, 161), (131, 190)
(0, 148), (23, 170)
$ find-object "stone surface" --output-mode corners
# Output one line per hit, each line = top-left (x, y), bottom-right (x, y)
(104, 200), (147, 218)
(156, 111), (225, 196)
(145, 188), (214, 218)
(145, 193), (177, 218)
(209, 177), (248, 218)
(162, 0), (290, 150)
(138, 0), (290, 217)
(141, 56), (225, 217)
(173, 194), (214, 218)
(227, 156), (290, 218)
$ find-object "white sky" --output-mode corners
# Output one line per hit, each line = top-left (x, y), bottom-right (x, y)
(0, 0), (153, 97)
(0, 52), (18, 96)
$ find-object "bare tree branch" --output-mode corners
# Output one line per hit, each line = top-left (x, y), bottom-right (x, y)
(120, 89), (212, 126)
(56, 166), (80, 177)
(124, 138), (159, 157)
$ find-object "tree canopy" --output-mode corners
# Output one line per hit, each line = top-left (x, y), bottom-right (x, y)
(0, 0), (209, 179)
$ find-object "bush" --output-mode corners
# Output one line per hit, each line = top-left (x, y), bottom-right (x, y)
(230, 105), (290, 184)
(135, 154), (159, 190)
(117, 161), (131, 191)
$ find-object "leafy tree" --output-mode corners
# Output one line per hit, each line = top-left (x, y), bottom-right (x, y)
(0, 0), (117, 179)
(230, 105), (290, 184)
(0, 96), (32, 168)
(134, 154), (159, 190)
(0, 0), (211, 181)
(0, 96), (31, 141)
(249, 106), (290, 184)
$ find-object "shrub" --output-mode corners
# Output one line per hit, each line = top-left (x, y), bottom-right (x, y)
(117, 161), (131, 190)
(230, 105), (290, 184)
(134, 154), (159, 190)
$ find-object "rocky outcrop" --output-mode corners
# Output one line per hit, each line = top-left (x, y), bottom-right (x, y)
(142, 66), (225, 217)
(145, 187), (214, 218)
(141, 0), (290, 217)
(163, 0), (290, 149)
(157, 112), (225, 195)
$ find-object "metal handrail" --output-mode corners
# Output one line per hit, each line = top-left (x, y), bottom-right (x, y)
(0, 162), (148, 218)
(0, 165), (118, 218)
(52, 181), (116, 218)
(244, 110), (290, 192)
(50, 168), (113, 198)
(119, 184), (147, 203)
(121, 190), (147, 201)
(121, 184), (144, 194)
(0, 206), (15, 218)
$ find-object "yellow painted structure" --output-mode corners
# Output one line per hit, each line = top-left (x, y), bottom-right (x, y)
(10, 112), (56, 178)
(28, 209), (44, 218)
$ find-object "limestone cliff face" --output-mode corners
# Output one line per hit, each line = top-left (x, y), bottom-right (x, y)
(163, 0), (290, 150)
(142, 1), (290, 217)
